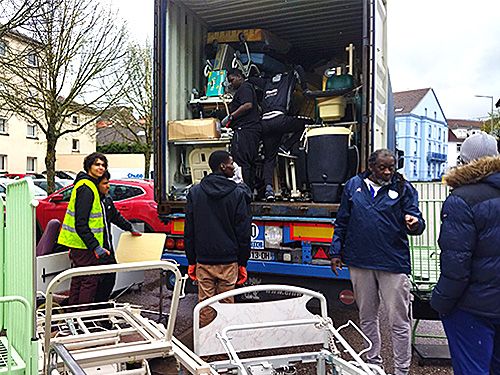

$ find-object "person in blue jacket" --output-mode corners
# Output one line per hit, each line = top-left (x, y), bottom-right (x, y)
(330, 148), (425, 375)
(430, 131), (500, 375)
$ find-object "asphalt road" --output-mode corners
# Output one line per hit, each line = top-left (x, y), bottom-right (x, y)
(118, 270), (454, 375)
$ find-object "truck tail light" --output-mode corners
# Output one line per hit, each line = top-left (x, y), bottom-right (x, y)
(176, 239), (184, 249)
(166, 237), (175, 249)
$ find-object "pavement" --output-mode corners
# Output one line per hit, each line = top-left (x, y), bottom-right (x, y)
(118, 270), (454, 375)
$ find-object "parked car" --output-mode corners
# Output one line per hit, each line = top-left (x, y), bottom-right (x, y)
(41, 170), (76, 180)
(0, 178), (47, 200)
(2, 173), (45, 179)
(36, 179), (170, 241)
(32, 178), (72, 192)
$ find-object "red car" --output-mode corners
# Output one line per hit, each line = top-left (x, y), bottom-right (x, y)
(36, 179), (170, 240)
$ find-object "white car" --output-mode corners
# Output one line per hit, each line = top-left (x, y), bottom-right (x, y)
(0, 178), (47, 199)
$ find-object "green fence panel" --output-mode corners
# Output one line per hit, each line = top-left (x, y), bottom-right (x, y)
(410, 182), (449, 294)
(0, 198), (4, 329)
(2, 179), (38, 374)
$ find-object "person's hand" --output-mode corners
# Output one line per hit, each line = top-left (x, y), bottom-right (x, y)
(94, 246), (110, 259)
(303, 88), (312, 96)
(237, 266), (247, 285)
(331, 257), (342, 276)
(405, 214), (419, 231)
(130, 229), (142, 236)
(188, 264), (197, 281)
(221, 114), (233, 127)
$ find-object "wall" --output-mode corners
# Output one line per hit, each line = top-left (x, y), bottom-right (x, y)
(396, 90), (448, 181)
(0, 33), (95, 173)
(56, 154), (153, 179)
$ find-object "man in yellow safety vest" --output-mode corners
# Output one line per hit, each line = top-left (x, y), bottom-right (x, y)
(58, 152), (108, 308)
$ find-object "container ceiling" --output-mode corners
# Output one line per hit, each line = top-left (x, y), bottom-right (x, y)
(174, 0), (364, 63)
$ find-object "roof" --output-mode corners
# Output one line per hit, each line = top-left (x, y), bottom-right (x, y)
(447, 118), (482, 129)
(448, 129), (460, 142)
(393, 88), (431, 115)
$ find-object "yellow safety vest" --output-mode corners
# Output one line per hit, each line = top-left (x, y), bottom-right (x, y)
(57, 179), (104, 249)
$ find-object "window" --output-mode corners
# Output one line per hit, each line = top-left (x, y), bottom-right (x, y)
(28, 86), (38, 101)
(0, 155), (6, 171)
(414, 140), (418, 155)
(428, 125), (432, 137)
(72, 115), (78, 125)
(27, 157), (37, 172)
(457, 143), (462, 152)
(27, 51), (38, 67)
(434, 111), (437, 120)
(0, 118), (7, 134)
(27, 123), (37, 138)
(0, 41), (6, 57)
(414, 123), (418, 136)
(72, 138), (80, 152)
(60, 186), (73, 202)
(413, 161), (417, 177)
(109, 184), (144, 202)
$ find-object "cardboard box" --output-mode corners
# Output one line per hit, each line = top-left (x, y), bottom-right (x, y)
(168, 118), (221, 141)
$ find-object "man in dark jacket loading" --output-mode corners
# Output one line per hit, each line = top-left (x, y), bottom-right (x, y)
(247, 66), (314, 201)
(222, 68), (262, 191)
(94, 171), (142, 303)
(58, 152), (109, 307)
(185, 150), (252, 327)
(430, 131), (500, 375)
(330, 148), (425, 375)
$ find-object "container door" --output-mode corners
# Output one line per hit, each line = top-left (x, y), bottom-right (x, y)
(370, 0), (389, 150)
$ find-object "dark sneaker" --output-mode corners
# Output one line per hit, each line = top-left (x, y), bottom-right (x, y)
(265, 188), (275, 202)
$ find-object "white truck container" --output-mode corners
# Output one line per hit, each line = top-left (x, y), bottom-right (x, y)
(153, 0), (394, 308)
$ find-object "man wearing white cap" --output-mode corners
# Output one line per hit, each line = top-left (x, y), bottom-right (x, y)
(431, 131), (500, 375)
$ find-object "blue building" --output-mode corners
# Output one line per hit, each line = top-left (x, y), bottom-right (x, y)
(394, 88), (448, 181)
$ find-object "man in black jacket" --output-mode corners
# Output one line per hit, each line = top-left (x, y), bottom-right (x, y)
(248, 66), (313, 201)
(94, 171), (142, 303)
(222, 68), (262, 191)
(185, 150), (252, 327)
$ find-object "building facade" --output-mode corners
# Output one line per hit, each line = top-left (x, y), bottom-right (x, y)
(394, 88), (448, 181)
(446, 119), (483, 168)
(0, 31), (95, 174)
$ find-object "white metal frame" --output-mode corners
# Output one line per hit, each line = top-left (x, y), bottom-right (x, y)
(39, 260), (218, 375)
(193, 285), (385, 375)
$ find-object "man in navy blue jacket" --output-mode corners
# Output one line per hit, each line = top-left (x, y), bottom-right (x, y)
(330, 148), (425, 375)
(430, 131), (500, 375)
(185, 150), (252, 327)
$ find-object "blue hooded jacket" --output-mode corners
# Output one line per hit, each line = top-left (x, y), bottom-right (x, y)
(430, 157), (500, 317)
(330, 170), (425, 274)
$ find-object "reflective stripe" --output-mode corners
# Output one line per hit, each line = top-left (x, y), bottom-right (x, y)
(90, 227), (104, 234)
(61, 224), (77, 233)
(65, 209), (75, 217)
(89, 212), (103, 218)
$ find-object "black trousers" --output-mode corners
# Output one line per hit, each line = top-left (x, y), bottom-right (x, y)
(262, 115), (313, 186)
(230, 127), (262, 190)
(94, 252), (117, 303)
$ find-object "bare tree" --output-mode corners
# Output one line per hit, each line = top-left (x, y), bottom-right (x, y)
(0, 0), (129, 193)
(110, 41), (154, 179)
(0, 0), (50, 38)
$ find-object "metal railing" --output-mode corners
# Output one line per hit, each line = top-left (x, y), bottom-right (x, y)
(48, 343), (86, 375)
(410, 182), (449, 294)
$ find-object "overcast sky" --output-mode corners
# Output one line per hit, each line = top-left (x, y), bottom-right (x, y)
(113, 0), (500, 121)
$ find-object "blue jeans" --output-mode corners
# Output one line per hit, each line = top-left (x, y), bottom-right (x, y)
(441, 309), (500, 375)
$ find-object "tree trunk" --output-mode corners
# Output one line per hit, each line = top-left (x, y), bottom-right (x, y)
(144, 149), (151, 180)
(45, 129), (58, 195)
